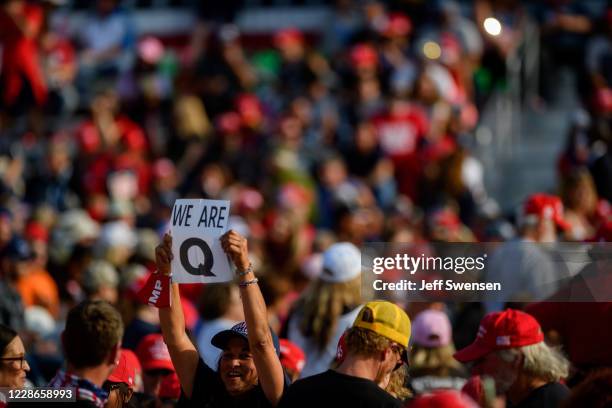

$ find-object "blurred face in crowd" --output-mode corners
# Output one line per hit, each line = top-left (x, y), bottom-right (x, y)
(93, 283), (118, 305)
(143, 369), (172, 397)
(48, 143), (70, 176)
(319, 158), (347, 189)
(355, 122), (378, 153)
(219, 337), (258, 396)
(470, 350), (520, 394)
(0, 336), (30, 388)
(416, 73), (439, 105)
(30, 239), (48, 268)
(200, 165), (227, 199)
(0, 215), (12, 247)
(279, 116), (303, 149)
(358, 78), (381, 102)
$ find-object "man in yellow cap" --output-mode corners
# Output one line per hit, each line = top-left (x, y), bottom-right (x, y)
(279, 300), (410, 408)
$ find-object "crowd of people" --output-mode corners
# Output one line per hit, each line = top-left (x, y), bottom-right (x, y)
(0, 0), (611, 407)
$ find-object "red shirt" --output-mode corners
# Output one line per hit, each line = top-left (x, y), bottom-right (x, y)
(371, 104), (428, 159)
(0, 3), (47, 106)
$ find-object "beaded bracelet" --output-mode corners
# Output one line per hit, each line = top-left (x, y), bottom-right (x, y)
(236, 263), (253, 277)
(239, 278), (259, 288)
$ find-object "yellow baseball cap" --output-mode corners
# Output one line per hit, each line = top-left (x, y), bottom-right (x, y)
(353, 301), (411, 348)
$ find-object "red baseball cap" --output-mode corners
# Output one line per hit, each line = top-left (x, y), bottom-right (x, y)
(136, 334), (175, 372)
(382, 13), (412, 37)
(25, 221), (49, 243)
(279, 339), (306, 374)
(523, 194), (571, 230)
(108, 349), (139, 389)
(409, 390), (478, 408)
(454, 309), (544, 363)
(274, 28), (304, 48)
(350, 44), (378, 68)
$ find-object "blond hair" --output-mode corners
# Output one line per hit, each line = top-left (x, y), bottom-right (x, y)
(497, 342), (570, 382)
(298, 277), (361, 350)
(410, 344), (462, 376)
(386, 364), (412, 401)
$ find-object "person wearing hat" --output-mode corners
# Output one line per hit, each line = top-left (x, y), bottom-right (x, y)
(409, 309), (467, 395)
(135, 333), (175, 398)
(81, 260), (119, 304)
(279, 300), (410, 408)
(484, 194), (571, 312)
(154, 230), (286, 407)
(103, 349), (138, 408)
(453, 309), (570, 408)
(285, 242), (363, 378)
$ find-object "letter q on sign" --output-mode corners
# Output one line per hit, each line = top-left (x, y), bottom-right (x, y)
(179, 237), (215, 276)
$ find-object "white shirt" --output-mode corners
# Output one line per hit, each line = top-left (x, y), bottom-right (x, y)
(287, 306), (362, 378)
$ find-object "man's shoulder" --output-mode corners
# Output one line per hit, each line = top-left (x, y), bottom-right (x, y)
(285, 370), (400, 405)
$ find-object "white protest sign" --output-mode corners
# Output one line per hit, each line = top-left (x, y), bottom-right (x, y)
(170, 199), (233, 284)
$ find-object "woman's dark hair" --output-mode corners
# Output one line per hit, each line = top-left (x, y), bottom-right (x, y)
(0, 324), (17, 356)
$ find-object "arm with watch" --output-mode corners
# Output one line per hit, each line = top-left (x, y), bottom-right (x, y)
(155, 230), (284, 405)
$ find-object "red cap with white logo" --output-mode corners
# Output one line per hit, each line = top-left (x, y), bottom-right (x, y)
(136, 334), (175, 372)
(454, 309), (544, 363)
(108, 349), (139, 389)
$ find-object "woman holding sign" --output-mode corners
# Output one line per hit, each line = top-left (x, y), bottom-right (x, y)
(155, 230), (287, 407)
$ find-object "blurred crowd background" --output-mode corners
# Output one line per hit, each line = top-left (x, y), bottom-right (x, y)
(0, 0), (611, 405)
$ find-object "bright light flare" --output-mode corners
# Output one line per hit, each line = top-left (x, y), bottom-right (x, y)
(483, 17), (502, 36)
(423, 41), (441, 60)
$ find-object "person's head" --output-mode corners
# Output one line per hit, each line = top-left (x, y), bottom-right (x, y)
(62, 300), (123, 378)
(81, 260), (119, 304)
(410, 309), (462, 377)
(299, 242), (362, 350)
(274, 28), (305, 62)
(211, 322), (280, 397)
(104, 349), (138, 408)
(136, 334), (174, 397)
(560, 168), (598, 216)
(198, 283), (243, 322)
(0, 237), (34, 280)
(0, 324), (29, 388)
(454, 309), (569, 396)
(342, 301), (411, 384)
(0, 208), (13, 247)
(24, 221), (49, 268)
(520, 194), (570, 242)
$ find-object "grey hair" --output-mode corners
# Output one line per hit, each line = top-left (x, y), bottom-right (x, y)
(497, 342), (570, 382)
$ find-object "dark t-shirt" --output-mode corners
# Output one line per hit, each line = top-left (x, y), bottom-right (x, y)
(510, 382), (570, 408)
(278, 369), (401, 408)
(177, 358), (286, 408)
